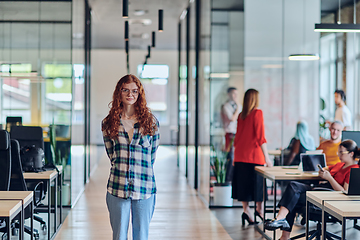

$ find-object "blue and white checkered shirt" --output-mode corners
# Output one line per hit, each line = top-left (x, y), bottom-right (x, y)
(102, 119), (160, 200)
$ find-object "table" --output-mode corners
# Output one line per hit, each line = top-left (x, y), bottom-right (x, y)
(0, 200), (23, 239)
(323, 200), (360, 240)
(255, 166), (322, 240)
(306, 191), (360, 240)
(268, 149), (281, 156)
(0, 191), (34, 240)
(23, 167), (62, 240)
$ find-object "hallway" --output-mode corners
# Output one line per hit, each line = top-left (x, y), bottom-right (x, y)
(55, 146), (232, 239)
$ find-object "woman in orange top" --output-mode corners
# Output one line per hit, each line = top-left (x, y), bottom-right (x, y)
(232, 89), (273, 225)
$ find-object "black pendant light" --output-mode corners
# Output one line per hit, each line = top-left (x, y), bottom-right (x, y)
(147, 45), (151, 58)
(125, 40), (129, 54)
(158, 9), (163, 32)
(151, 31), (156, 47)
(124, 21), (129, 40)
(123, 0), (128, 18)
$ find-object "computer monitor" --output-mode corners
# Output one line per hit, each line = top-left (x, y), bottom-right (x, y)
(300, 153), (326, 172)
(342, 131), (360, 146)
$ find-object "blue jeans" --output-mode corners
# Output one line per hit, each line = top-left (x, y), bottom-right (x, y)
(106, 192), (156, 240)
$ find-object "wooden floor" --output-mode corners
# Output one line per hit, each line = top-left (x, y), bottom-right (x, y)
(55, 146), (232, 240)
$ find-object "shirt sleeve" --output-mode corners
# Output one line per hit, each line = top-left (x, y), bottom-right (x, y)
(151, 121), (160, 165)
(103, 132), (114, 161)
(254, 110), (267, 146)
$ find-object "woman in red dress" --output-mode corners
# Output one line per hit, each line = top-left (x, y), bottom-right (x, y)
(232, 88), (273, 225)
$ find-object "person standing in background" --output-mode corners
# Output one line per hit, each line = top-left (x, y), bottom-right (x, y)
(232, 88), (273, 226)
(221, 87), (241, 182)
(334, 89), (352, 130)
(221, 87), (241, 152)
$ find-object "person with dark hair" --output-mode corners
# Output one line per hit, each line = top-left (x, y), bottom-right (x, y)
(102, 74), (160, 240)
(232, 88), (273, 226)
(334, 89), (352, 130)
(265, 139), (360, 240)
(221, 87), (241, 151)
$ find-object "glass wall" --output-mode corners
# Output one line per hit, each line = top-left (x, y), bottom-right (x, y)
(0, 0), (88, 209)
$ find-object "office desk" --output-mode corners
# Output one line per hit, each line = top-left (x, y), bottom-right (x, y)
(0, 200), (23, 239)
(0, 191), (34, 240)
(23, 167), (62, 240)
(305, 191), (360, 240)
(255, 166), (322, 240)
(323, 200), (360, 240)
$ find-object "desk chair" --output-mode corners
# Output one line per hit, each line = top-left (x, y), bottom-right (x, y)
(5, 116), (22, 132)
(291, 188), (341, 240)
(8, 139), (46, 239)
(10, 126), (44, 151)
(0, 130), (11, 191)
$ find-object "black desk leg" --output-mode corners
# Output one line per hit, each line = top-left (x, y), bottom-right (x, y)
(20, 206), (24, 240)
(322, 211), (326, 240)
(6, 218), (11, 239)
(54, 176), (58, 234)
(59, 172), (62, 224)
(262, 177), (266, 232)
(273, 180), (277, 240)
(30, 201), (34, 240)
(342, 218), (346, 240)
(47, 180), (51, 240)
(305, 201), (310, 240)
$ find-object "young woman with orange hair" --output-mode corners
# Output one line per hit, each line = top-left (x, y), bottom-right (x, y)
(232, 88), (273, 225)
(102, 74), (160, 240)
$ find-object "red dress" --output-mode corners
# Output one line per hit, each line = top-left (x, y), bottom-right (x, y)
(233, 109), (266, 165)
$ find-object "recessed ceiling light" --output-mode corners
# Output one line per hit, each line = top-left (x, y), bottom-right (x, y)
(134, 10), (146, 16)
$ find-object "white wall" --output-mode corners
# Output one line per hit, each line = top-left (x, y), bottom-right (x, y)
(90, 49), (178, 145)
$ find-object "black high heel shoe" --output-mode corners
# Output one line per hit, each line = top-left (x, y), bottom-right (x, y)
(255, 210), (264, 221)
(241, 212), (258, 226)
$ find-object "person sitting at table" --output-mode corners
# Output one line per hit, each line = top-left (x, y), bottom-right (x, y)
(317, 121), (343, 166)
(264, 139), (360, 240)
(283, 120), (316, 166)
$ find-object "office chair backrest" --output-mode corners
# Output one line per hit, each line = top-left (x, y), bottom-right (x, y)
(9, 139), (28, 191)
(10, 126), (44, 150)
(6, 116), (22, 132)
(0, 130), (11, 191)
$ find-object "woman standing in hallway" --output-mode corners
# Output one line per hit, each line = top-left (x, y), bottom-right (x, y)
(232, 88), (273, 225)
(102, 74), (160, 240)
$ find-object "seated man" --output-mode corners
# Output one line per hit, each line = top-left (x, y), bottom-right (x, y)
(317, 121), (343, 166)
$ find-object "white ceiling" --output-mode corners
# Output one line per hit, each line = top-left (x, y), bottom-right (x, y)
(89, 0), (190, 49)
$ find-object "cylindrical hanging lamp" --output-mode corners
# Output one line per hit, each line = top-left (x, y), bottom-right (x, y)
(158, 9), (163, 32)
(123, 0), (128, 18)
(124, 21), (129, 40)
(147, 45), (151, 58)
(151, 31), (156, 47)
(125, 40), (129, 54)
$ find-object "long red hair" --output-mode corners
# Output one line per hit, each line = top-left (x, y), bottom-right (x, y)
(102, 74), (158, 139)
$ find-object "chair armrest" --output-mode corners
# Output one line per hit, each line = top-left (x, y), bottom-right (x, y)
(27, 181), (45, 206)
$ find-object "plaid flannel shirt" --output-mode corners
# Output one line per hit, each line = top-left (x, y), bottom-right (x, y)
(103, 119), (160, 200)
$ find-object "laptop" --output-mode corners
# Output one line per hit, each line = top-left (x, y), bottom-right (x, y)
(342, 168), (360, 195)
(300, 153), (327, 173)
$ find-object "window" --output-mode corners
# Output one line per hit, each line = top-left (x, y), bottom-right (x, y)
(137, 64), (169, 124)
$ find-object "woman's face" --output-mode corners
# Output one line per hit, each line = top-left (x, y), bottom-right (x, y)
(121, 82), (139, 106)
(337, 145), (354, 163)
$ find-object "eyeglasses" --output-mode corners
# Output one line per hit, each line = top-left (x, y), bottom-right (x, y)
(121, 88), (139, 95)
(337, 151), (349, 155)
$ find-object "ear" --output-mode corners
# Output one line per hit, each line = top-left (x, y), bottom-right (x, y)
(349, 151), (354, 159)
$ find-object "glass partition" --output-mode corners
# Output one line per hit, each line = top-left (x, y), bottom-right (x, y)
(0, 1), (74, 225)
